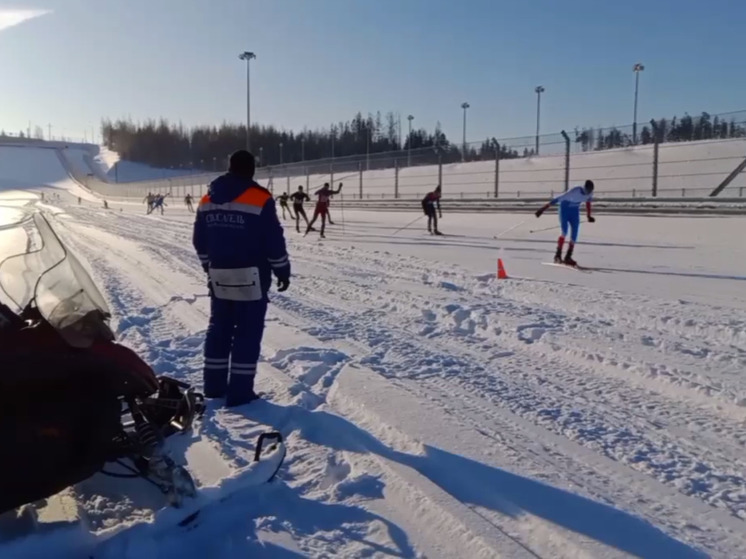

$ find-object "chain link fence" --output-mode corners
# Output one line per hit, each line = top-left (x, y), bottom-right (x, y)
(5, 110), (746, 202)
(58, 136), (746, 203)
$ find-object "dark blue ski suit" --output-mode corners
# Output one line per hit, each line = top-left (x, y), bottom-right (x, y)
(193, 174), (290, 406)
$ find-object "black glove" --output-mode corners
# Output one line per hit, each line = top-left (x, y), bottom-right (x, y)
(588, 216), (596, 223)
(439, 213), (443, 219)
(535, 207), (545, 218)
(276, 277), (290, 292)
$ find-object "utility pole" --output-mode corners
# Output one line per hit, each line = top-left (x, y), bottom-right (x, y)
(461, 102), (470, 162)
(239, 51), (257, 151)
(407, 115), (414, 166)
(535, 86), (545, 155)
(366, 126), (371, 171)
(633, 63), (645, 144)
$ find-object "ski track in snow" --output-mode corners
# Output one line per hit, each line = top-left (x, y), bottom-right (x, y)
(11, 201), (745, 558)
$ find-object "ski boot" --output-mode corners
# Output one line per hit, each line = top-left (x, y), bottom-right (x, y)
(563, 244), (576, 267)
(554, 248), (563, 264)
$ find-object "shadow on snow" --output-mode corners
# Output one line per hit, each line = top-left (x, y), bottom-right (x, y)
(244, 400), (706, 559)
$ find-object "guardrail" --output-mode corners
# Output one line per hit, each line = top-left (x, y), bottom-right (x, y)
(332, 196), (746, 215)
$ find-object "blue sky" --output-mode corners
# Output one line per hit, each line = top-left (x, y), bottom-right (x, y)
(1, 0), (744, 145)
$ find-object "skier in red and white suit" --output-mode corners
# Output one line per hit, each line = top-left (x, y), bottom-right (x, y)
(305, 182), (342, 238)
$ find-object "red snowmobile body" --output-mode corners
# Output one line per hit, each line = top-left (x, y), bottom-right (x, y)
(0, 213), (203, 516)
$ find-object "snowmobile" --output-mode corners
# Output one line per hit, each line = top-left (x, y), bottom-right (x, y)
(0, 212), (206, 518)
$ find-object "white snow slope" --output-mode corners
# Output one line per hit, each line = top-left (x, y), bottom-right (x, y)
(1, 161), (746, 558)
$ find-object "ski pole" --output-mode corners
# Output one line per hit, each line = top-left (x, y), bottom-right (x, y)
(492, 218), (530, 240)
(392, 214), (425, 236)
(530, 219), (586, 234)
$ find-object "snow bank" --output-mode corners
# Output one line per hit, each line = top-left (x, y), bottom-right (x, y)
(0, 145), (96, 201)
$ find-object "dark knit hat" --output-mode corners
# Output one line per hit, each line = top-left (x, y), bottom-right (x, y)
(229, 150), (256, 178)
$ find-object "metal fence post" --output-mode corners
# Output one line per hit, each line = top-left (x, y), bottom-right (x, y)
(651, 119), (660, 197)
(394, 159), (399, 198)
(287, 175), (290, 194)
(561, 130), (570, 192)
(306, 167), (309, 190)
(358, 161), (363, 199)
(330, 163), (334, 188)
(438, 155), (443, 188)
(494, 143), (500, 198)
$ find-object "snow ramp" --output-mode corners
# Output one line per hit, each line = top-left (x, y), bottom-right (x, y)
(0, 143), (97, 201)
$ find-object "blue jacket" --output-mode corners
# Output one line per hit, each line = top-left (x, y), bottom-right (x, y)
(192, 174), (290, 299)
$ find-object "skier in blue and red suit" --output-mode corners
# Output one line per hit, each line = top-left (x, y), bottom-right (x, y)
(193, 150), (290, 407)
(535, 180), (596, 266)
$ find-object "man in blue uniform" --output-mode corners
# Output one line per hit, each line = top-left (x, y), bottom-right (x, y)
(535, 180), (596, 266)
(193, 150), (290, 407)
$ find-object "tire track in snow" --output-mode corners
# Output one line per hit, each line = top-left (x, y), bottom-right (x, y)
(51, 205), (745, 555)
(277, 249), (746, 522)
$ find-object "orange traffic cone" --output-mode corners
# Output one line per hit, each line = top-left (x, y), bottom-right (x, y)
(497, 258), (508, 279)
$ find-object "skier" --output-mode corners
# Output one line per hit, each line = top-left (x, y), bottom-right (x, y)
(305, 182), (342, 238)
(421, 185), (443, 235)
(276, 192), (294, 220)
(153, 194), (167, 215)
(144, 193), (154, 214)
(185, 193), (194, 213)
(193, 150), (290, 407)
(535, 179), (596, 266)
(290, 185), (311, 233)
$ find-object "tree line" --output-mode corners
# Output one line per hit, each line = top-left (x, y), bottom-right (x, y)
(574, 112), (746, 152)
(99, 112), (464, 171)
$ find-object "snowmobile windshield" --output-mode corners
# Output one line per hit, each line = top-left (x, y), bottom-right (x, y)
(0, 212), (113, 347)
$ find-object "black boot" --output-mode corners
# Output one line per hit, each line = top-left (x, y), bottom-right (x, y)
(563, 245), (577, 267)
(554, 247), (563, 264)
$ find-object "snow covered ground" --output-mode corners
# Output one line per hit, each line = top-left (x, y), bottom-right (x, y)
(1, 146), (746, 558)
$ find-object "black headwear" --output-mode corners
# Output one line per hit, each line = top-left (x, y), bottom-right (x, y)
(229, 150), (256, 178)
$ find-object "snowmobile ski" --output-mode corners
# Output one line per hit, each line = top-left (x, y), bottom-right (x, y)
(90, 432), (286, 556)
(175, 431), (286, 528)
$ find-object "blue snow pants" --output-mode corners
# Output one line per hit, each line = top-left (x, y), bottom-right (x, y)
(203, 297), (267, 407)
(559, 203), (581, 243)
